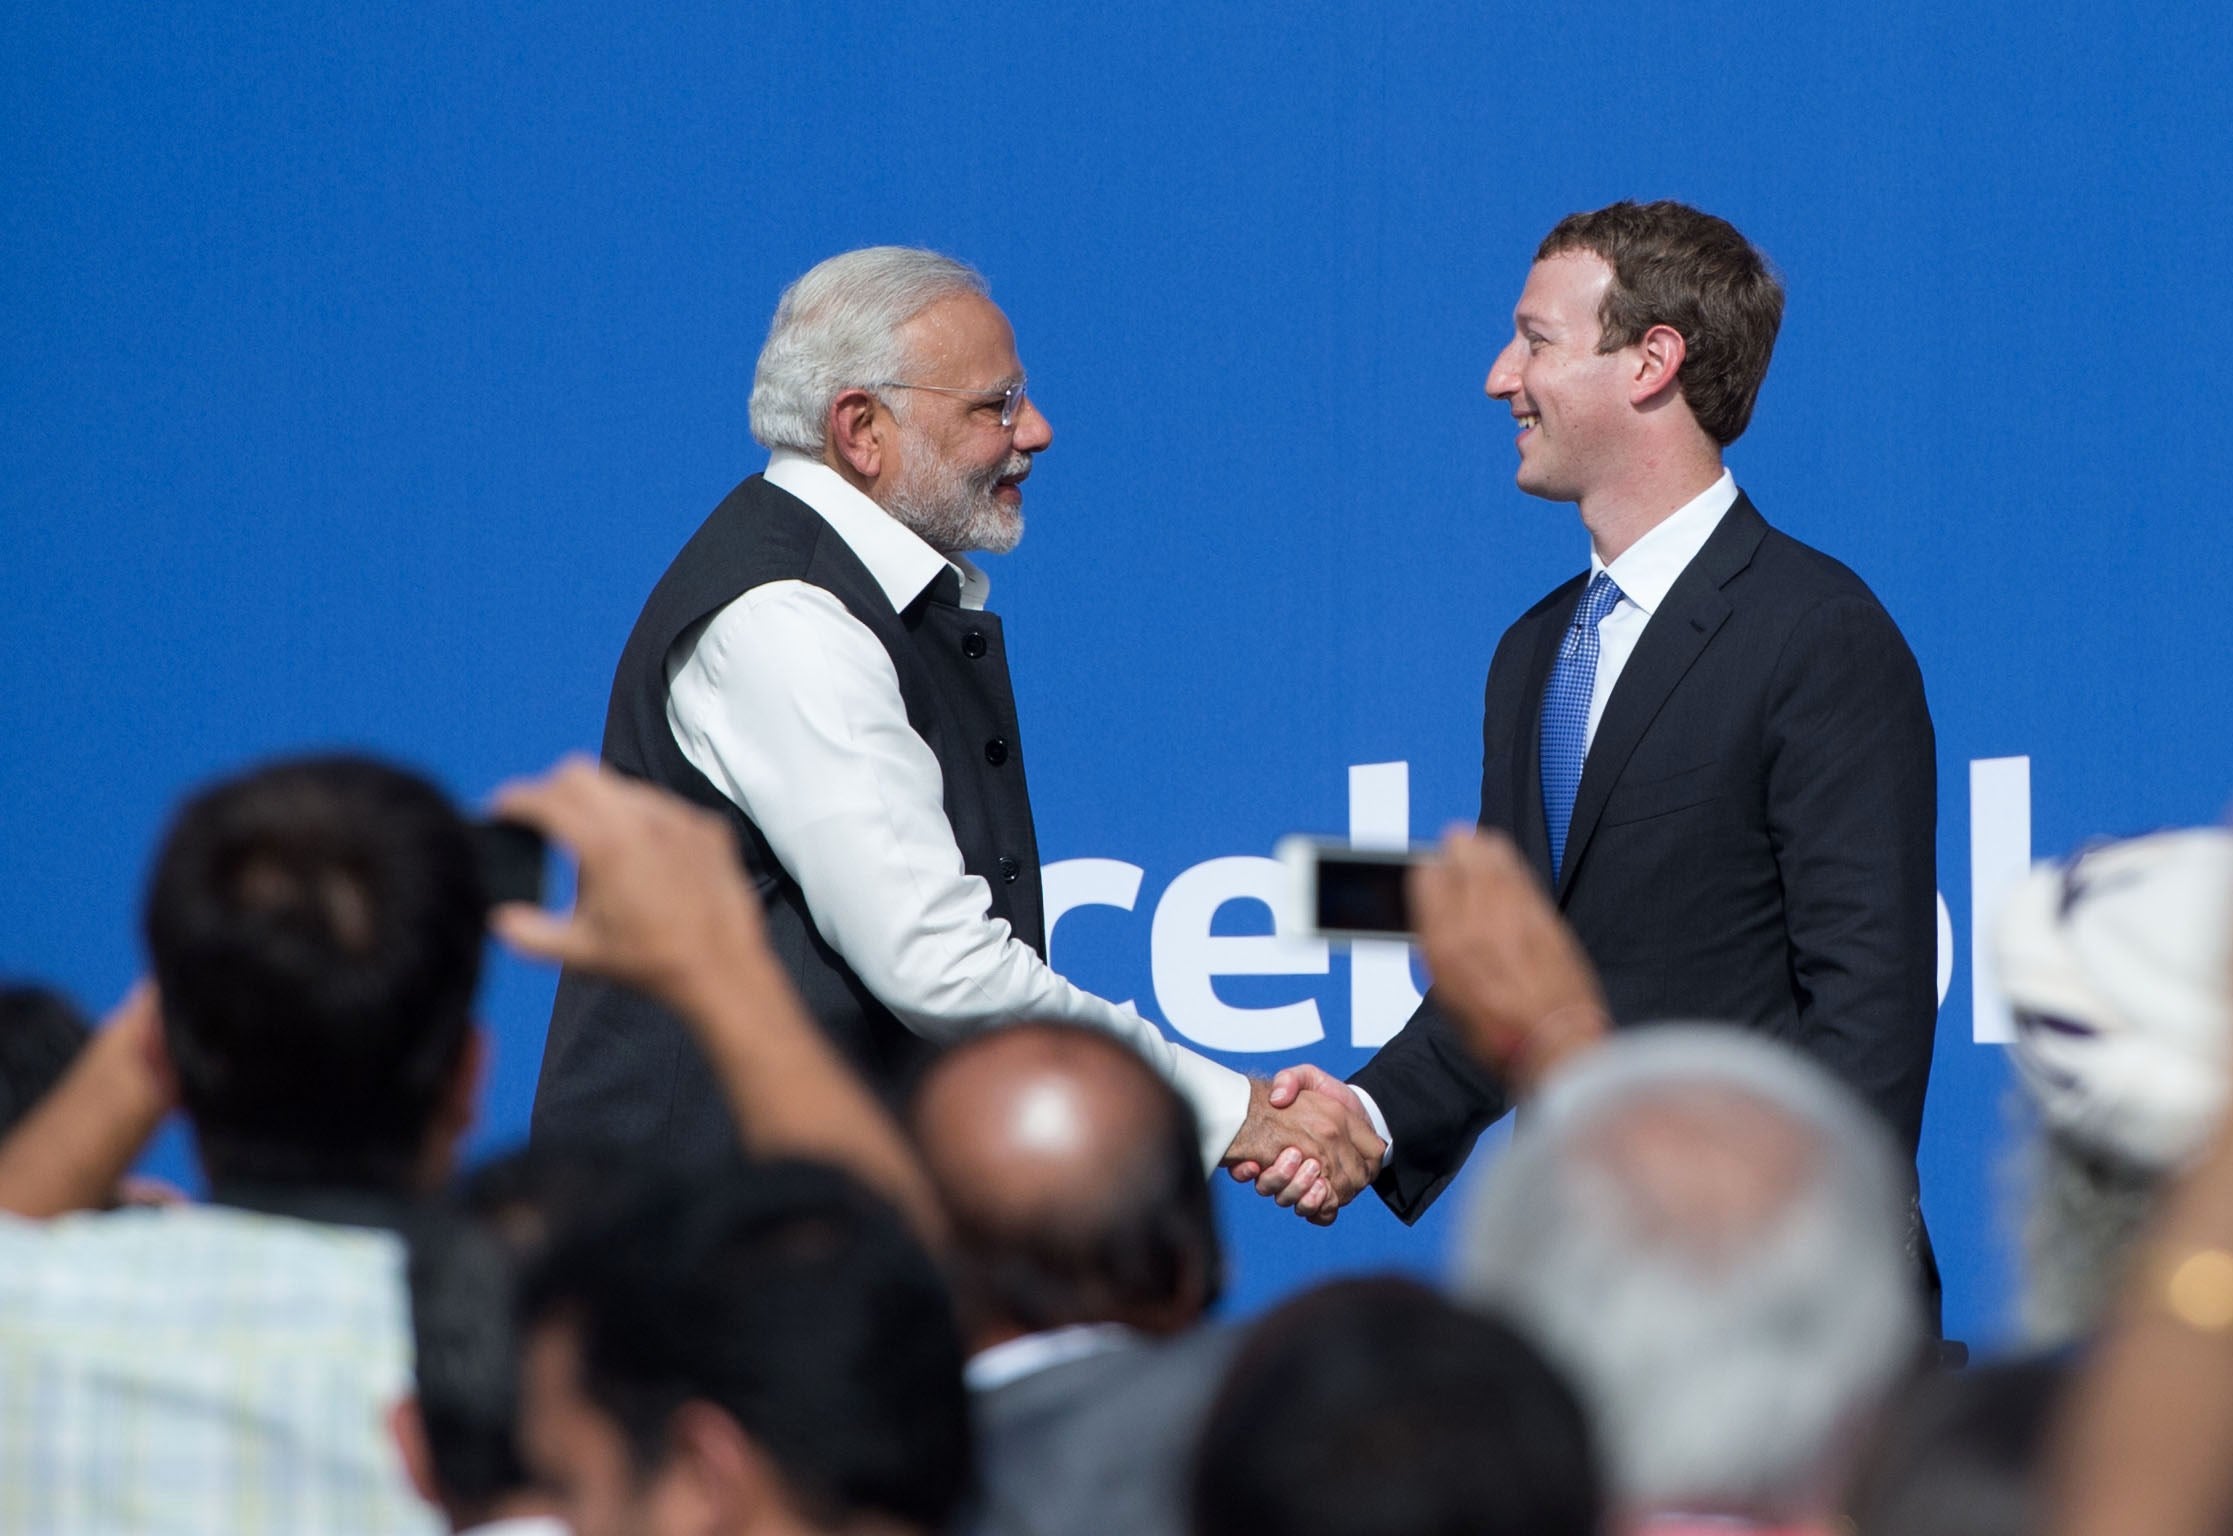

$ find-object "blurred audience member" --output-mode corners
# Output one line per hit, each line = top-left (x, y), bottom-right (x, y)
(2048, 1108), (2233, 1536)
(394, 1144), (651, 1536)
(0, 982), (91, 1137)
(1190, 1277), (1601, 1536)
(1993, 827), (2233, 1346)
(0, 757), (485, 1535)
(912, 1022), (1231, 1536)
(1843, 1355), (2069, 1536)
(515, 1159), (970, 1536)
(2041, 825), (2233, 1536)
(395, 1211), (562, 1536)
(0, 753), (935, 1535)
(1459, 1027), (1920, 1535)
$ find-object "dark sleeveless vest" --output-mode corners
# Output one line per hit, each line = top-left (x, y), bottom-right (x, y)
(531, 475), (1046, 1164)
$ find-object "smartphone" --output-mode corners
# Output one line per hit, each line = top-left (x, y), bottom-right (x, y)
(1276, 836), (1427, 939)
(471, 817), (550, 910)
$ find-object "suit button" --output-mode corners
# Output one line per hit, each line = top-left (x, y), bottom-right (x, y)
(962, 630), (988, 659)
(997, 855), (1020, 883)
(985, 737), (1009, 765)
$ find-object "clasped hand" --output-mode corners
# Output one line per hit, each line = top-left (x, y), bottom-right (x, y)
(1219, 1069), (1384, 1226)
(1217, 824), (1611, 1227)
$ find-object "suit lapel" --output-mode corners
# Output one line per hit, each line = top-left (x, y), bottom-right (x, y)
(1512, 582), (1582, 887)
(1554, 495), (1768, 900)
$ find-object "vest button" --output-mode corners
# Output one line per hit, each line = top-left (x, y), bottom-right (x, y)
(984, 737), (1009, 765)
(997, 855), (1020, 883)
(962, 630), (988, 659)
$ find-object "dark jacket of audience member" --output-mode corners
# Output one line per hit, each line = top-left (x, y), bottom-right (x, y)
(1843, 1356), (2071, 1536)
(398, 1145), (651, 1535)
(1191, 1277), (1602, 1536)
(400, 1214), (532, 1533)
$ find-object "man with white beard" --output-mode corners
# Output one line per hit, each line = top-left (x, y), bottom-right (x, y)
(534, 249), (1380, 1197)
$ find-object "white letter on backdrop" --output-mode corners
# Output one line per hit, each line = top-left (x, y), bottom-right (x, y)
(1969, 756), (2033, 1045)
(1151, 856), (1328, 1052)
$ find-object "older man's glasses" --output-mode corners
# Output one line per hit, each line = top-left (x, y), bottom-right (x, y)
(874, 379), (1030, 429)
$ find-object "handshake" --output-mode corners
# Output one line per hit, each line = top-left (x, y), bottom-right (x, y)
(1215, 828), (1611, 1225)
(494, 762), (1608, 1232)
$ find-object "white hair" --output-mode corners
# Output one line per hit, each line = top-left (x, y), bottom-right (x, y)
(1457, 1026), (1920, 1523)
(748, 247), (989, 454)
(1988, 829), (2233, 1346)
(2010, 1104), (2165, 1348)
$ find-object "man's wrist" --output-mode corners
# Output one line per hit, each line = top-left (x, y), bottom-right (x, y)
(1506, 1001), (1611, 1093)
(1348, 1083), (1395, 1173)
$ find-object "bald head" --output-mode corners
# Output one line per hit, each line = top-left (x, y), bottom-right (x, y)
(917, 1026), (1171, 1219)
(910, 1024), (1219, 1347)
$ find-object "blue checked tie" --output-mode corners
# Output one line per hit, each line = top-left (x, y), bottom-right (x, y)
(1540, 572), (1626, 878)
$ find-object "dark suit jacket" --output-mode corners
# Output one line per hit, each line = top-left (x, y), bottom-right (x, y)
(962, 1327), (1238, 1536)
(1353, 494), (1939, 1226)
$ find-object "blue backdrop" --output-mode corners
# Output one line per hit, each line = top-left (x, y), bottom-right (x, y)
(9, 2), (2233, 1350)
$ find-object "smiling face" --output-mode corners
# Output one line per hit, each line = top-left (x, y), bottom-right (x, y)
(878, 293), (1053, 555)
(1483, 250), (1638, 506)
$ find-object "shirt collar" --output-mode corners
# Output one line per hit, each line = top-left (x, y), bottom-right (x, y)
(964, 1322), (1139, 1393)
(1590, 469), (1739, 617)
(764, 448), (990, 612)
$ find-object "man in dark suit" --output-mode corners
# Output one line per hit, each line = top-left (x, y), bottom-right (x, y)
(911, 1021), (1236, 1536)
(1251, 202), (1938, 1289)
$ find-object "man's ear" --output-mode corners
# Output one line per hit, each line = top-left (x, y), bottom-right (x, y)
(1629, 322), (1689, 407)
(826, 387), (889, 481)
(667, 1399), (789, 1533)
(388, 1397), (444, 1510)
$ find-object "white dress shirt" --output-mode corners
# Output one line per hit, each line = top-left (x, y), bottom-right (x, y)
(1350, 471), (1740, 1163)
(1584, 469), (1739, 747)
(964, 1322), (1141, 1393)
(666, 450), (1250, 1169)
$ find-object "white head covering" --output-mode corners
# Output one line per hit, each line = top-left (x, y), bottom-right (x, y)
(1993, 828), (2233, 1172)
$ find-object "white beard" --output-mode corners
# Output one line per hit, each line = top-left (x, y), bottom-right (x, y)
(880, 431), (1029, 556)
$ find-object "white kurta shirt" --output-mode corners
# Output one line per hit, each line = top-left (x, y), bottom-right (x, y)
(665, 450), (1250, 1168)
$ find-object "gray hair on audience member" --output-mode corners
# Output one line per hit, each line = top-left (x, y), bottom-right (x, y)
(749, 247), (989, 454)
(1991, 827), (2233, 1346)
(2009, 1128), (2160, 1348)
(1457, 1026), (1919, 1524)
